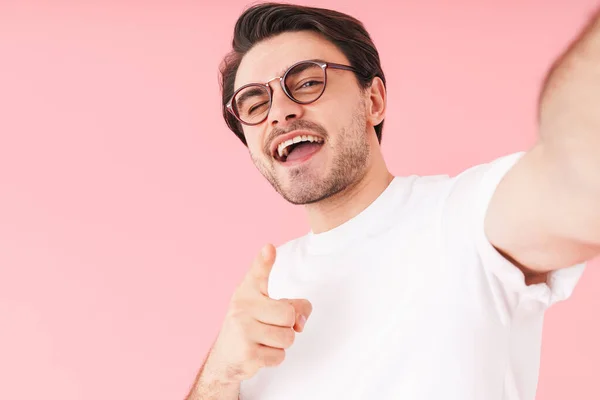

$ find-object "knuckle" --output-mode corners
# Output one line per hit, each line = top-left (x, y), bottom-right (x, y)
(259, 347), (285, 367)
(277, 301), (296, 326)
(279, 328), (295, 348)
(267, 325), (294, 348)
(286, 305), (297, 326)
(272, 349), (286, 366)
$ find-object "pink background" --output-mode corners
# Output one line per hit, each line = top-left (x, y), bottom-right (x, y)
(0, 1), (598, 399)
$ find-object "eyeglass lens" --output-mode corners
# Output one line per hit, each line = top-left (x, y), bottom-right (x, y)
(231, 62), (325, 124)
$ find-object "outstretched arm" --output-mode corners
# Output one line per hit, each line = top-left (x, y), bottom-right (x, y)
(485, 8), (600, 277)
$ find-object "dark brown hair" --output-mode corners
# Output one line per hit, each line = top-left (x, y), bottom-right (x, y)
(219, 2), (386, 146)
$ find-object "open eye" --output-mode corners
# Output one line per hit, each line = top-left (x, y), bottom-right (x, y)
(298, 80), (323, 89)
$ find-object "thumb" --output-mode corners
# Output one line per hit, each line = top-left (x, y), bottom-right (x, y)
(287, 298), (313, 333)
(248, 243), (276, 296)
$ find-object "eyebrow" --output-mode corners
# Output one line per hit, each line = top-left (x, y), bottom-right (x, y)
(235, 86), (267, 107)
(276, 58), (325, 76)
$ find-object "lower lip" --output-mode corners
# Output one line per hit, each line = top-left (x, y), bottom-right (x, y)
(277, 143), (324, 167)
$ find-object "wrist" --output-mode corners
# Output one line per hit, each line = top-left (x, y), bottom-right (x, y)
(190, 363), (240, 400)
(201, 354), (242, 386)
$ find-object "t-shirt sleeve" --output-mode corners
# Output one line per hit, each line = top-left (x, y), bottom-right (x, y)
(443, 152), (586, 311)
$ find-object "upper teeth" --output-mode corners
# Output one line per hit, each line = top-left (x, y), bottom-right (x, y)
(277, 135), (323, 159)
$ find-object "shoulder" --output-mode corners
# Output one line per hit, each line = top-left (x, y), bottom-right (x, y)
(380, 154), (524, 223)
(389, 152), (525, 211)
(444, 152), (526, 204)
(435, 152), (526, 240)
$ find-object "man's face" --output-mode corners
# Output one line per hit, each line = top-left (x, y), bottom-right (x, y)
(234, 31), (373, 205)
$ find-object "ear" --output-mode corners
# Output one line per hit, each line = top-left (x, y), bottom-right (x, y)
(365, 77), (386, 126)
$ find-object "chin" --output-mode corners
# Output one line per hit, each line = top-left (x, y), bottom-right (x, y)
(275, 175), (345, 205)
(279, 191), (327, 205)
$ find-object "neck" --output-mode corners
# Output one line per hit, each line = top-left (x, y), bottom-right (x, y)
(305, 149), (394, 234)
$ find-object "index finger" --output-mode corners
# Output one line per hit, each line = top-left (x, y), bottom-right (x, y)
(246, 243), (276, 296)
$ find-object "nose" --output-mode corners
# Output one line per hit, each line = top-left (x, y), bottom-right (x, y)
(267, 80), (304, 128)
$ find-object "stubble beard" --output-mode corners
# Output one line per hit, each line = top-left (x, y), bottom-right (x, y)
(251, 101), (370, 205)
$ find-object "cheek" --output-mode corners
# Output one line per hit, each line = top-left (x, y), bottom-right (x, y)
(309, 89), (362, 128)
(245, 136), (269, 162)
(242, 127), (264, 152)
(247, 142), (263, 159)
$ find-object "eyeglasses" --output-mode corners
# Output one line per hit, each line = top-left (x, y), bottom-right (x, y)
(226, 59), (360, 126)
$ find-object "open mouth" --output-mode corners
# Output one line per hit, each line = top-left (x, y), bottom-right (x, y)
(273, 135), (324, 163)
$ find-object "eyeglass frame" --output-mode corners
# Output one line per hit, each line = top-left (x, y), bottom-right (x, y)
(226, 59), (362, 126)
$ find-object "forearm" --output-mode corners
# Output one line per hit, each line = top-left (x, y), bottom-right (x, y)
(536, 8), (600, 245)
(538, 7), (600, 190)
(185, 353), (241, 400)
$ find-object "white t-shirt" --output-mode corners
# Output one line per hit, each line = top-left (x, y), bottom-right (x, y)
(239, 152), (586, 400)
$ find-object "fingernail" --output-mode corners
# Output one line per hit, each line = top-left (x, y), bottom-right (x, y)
(299, 315), (307, 330)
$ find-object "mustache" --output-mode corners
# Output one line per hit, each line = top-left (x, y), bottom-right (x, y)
(264, 120), (328, 154)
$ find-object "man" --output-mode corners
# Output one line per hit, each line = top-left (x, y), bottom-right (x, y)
(187, 3), (599, 399)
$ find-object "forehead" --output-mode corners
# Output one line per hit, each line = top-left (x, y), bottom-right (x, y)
(234, 31), (349, 89)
